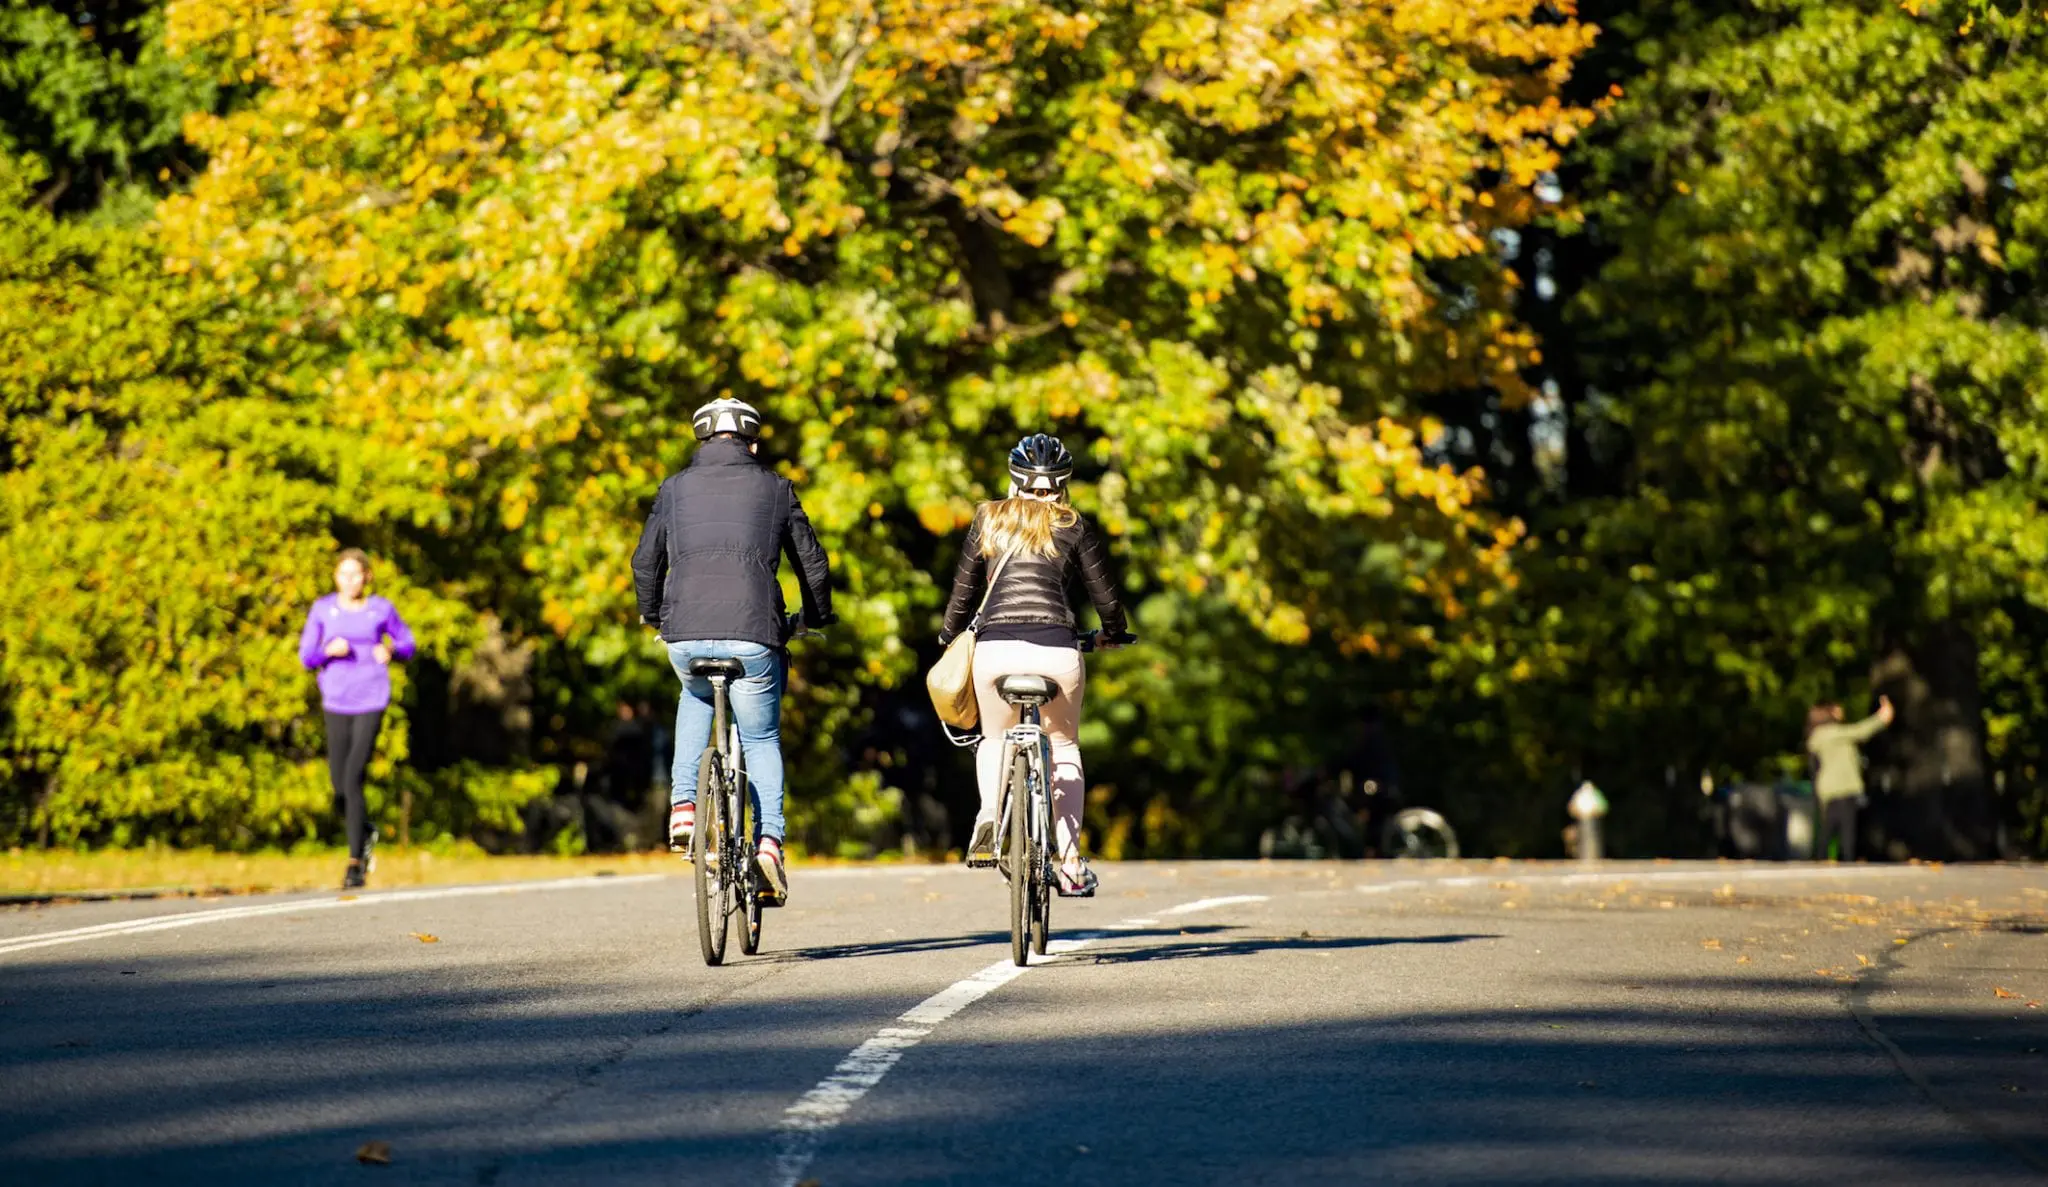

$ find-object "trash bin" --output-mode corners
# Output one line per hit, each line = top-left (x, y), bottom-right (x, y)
(1777, 779), (1817, 860)
(1721, 782), (1781, 859)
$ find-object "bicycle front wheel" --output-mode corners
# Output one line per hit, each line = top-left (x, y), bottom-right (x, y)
(1007, 750), (1033, 967)
(1030, 793), (1052, 955)
(692, 748), (730, 966)
(737, 758), (762, 955)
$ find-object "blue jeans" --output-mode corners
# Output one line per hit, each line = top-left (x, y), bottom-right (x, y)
(666, 639), (787, 840)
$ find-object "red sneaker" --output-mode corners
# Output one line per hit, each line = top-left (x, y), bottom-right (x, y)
(668, 802), (695, 853)
(756, 836), (789, 905)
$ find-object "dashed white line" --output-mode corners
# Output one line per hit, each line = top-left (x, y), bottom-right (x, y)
(770, 893), (1266, 1187)
(0, 875), (665, 959)
(1161, 894), (1271, 916)
(1354, 865), (1934, 897)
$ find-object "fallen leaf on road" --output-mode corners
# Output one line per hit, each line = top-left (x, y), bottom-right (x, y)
(1736, 955), (1753, 964)
(1814, 969), (1835, 977)
(1994, 987), (2020, 999)
(408, 933), (439, 944)
(356, 1141), (392, 1165)
(1701, 939), (1723, 950)
(1856, 954), (1873, 967)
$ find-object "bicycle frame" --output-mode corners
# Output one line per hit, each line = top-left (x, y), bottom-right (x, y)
(990, 707), (1054, 868)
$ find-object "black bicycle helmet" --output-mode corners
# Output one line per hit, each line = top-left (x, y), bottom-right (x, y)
(692, 398), (763, 442)
(1007, 433), (1074, 493)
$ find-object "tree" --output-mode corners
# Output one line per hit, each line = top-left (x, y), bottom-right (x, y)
(1466, 0), (2048, 857)
(111, 0), (1598, 851)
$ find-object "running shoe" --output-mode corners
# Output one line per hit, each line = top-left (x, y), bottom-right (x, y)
(756, 836), (789, 906)
(668, 802), (695, 853)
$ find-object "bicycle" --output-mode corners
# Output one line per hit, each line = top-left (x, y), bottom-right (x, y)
(974, 630), (1135, 967)
(687, 616), (824, 967)
(687, 654), (759, 966)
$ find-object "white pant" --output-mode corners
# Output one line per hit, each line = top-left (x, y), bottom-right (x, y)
(971, 640), (1086, 858)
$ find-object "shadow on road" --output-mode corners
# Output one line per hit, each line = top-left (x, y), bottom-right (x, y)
(4, 927), (2044, 1184)
(776, 925), (1235, 964)
(1078, 931), (1498, 964)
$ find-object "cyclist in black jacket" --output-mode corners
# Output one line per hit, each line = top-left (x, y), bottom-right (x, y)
(632, 399), (834, 903)
(940, 433), (1129, 895)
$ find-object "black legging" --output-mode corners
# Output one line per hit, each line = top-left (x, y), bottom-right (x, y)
(1820, 797), (1859, 862)
(325, 710), (384, 861)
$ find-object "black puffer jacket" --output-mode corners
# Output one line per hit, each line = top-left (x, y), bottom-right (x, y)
(940, 505), (1127, 644)
(632, 438), (834, 648)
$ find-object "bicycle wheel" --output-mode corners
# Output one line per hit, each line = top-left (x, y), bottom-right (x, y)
(736, 754), (762, 955)
(1382, 807), (1460, 860)
(692, 748), (730, 966)
(1007, 750), (1033, 967)
(1030, 788), (1051, 956)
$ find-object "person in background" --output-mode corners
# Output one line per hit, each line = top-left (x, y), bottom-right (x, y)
(297, 549), (416, 889)
(1805, 695), (1894, 862)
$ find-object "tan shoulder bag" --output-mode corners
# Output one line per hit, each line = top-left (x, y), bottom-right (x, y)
(925, 551), (1015, 731)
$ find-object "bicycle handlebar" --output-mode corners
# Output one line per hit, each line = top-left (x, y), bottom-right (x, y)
(786, 611), (837, 641)
(1078, 630), (1138, 653)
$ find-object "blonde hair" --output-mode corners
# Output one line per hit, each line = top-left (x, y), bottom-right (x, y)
(978, 495), (1078, 559)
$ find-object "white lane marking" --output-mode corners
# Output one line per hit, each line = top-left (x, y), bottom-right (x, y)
(770, 893), (1259, 1187)
(1356, 880), (1429, 896)
(1356, 865), (1933, 897)
(0, 875), (666, 959)
(1553, 866), (1927, 886)
(1160, 894), (1270, 916)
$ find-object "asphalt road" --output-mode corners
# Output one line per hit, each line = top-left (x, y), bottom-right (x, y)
(3, 860), (2045, 1186)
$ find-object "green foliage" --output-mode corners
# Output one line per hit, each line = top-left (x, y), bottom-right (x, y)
(1438, 0), (2048, 855)
(0, 153), (555, 845)
(22, 0), (1584, 853)
(0, 0), (217, 217)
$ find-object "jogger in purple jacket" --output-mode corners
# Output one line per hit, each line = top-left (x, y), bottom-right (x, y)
(297, 549), (416, 889)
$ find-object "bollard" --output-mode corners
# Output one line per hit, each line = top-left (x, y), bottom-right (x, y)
(1569, 780), (1609, 862)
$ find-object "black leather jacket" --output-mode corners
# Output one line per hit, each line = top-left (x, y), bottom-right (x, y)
(939, 507), (1127, 644)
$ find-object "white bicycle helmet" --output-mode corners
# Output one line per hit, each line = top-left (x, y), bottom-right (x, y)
(692, 398), (763, 442)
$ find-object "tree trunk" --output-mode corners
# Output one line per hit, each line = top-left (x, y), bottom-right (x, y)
(1866, 622), (1999, 860)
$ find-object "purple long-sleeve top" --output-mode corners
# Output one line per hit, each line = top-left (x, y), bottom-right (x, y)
(297, 594), (416, 714)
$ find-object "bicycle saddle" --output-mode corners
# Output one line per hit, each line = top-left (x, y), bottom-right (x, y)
(687, 657), (747, 679)
(996, 674), (1057, 705)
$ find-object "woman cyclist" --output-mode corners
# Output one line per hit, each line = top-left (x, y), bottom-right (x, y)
(939, 434), (1130, 896)
(296, 549), (416, 889)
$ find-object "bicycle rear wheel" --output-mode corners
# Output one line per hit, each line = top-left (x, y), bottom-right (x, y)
(692, 748), (730, 966)
(1007, 750), (1033, 967)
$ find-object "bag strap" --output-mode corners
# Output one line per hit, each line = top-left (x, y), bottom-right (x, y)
(967, 550), (1017, 634)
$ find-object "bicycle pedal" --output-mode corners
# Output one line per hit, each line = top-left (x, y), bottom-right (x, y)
(965, 855), (998, 869)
